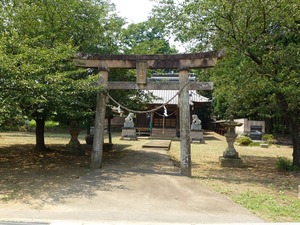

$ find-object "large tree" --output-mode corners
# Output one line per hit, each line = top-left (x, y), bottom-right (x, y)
(152, 0), (300, 166)
(121, 20), (177, 54)
(0, 0), (124, 151)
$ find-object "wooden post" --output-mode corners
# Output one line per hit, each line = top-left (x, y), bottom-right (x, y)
(176, 106), (179, 137)
(91, 68), (109, 169)
(179, 68), (191, 176)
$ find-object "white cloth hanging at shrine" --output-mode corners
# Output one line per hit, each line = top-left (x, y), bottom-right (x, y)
(163, 106), (168, 117)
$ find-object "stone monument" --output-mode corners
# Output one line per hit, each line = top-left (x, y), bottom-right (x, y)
(219, 115), (243, 167)
(121, 113), (137, 140)
(190, 114), (205, 143)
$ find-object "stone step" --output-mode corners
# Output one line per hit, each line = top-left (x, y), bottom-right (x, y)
(151, 128), (176, 137)
(142, 140), (172, 150)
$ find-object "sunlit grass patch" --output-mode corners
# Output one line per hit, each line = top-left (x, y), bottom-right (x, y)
(234, 190), (300, 222)
(168, 131), (299, 222)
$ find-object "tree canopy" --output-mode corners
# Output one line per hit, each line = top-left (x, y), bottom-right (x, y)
(0, 0), (177, 152)
(152, 0), (300, 166)
(0, 0), (124, 150)
(121, 19), (177, 54)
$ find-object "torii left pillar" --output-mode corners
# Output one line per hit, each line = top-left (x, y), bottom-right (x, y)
(91, 67), (108, 169)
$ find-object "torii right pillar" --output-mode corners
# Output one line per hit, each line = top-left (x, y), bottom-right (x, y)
(179, 68), (191, 176)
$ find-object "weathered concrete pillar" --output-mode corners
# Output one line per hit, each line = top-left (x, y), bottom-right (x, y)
(91, 68), (109, 169)
(179, 68), (191, 177)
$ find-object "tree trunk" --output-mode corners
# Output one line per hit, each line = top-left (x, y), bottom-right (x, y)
(264, 117), (273, 134)
(289, 119), (300, 167)
(35, 117), (46, 151)
(277, 93), (299, 167)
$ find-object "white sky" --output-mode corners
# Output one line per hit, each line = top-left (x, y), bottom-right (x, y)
(111, 0), (185, 52)
(111, 0), (155, 24)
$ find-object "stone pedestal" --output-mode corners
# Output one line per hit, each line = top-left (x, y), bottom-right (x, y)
(219, 132), (243, 167)
(191, 124), (202, 130)
(85, 134), (94, 145)
(67, 128), (85, 155)
(219, 156), (243, 167)
(121, 128), (137, 140)
(190, 129), (205, 143)
(223, 132), (239, 158)
(124, 121), (134, 128)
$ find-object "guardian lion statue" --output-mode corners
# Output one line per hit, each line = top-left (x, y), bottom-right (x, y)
(192, 114), (201, 125)
(125, 113), (134, 122)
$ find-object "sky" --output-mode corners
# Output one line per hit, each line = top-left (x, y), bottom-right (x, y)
(111, 0), (155, 24)
(110, 0), (185, 52)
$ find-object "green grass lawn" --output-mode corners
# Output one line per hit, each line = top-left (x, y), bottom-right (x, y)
(169, 132), (300, 222)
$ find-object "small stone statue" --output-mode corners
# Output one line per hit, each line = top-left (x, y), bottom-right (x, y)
(124, 113), (135, 128)
(191, 114), (202, 130)
(125, 113), (134, 122)
(121, 112), (137, 140)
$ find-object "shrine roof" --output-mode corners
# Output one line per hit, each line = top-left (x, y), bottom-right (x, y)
(146, 90), (210, 105)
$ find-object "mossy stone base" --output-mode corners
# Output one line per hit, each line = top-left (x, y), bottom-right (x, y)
(219, 156), (243, 167)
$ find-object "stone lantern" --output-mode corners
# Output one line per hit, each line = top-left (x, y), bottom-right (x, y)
(219, 115), (243, 167)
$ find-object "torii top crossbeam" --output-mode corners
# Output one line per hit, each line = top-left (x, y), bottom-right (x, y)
(73, 50), (224, 69)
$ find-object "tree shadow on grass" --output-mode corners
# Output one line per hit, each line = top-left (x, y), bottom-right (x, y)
(192, 155), (300, 194)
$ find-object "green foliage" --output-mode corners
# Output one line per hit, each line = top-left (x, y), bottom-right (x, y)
(249, 142), (261, 147)
(0, 0), (124, 125)
(0, 114), (25, 131)
(0, 0), (125, 150)
(121, 20), (177, 54)
(152, 0), (300, 167)
(262, 134), (275, 144)
(235, 136), (253, 146)
(276, 157), (299, 172)
(28, 120), (59, 129)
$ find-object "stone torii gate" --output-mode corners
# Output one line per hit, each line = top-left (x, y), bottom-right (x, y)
(74, 51), (224, 176)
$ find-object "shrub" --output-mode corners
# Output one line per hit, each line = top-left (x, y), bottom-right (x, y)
(249, 142), (261, 147)
(236, 136), (253, 146)
(27, 120), (60, 131)
(28, 120), (36, 127)
(262, 134), (275, 144)
(276, 157), (299, 171)
(45, 121), (59, 128)
(18, 125), (28, 132)
(28, 120), (59, 128)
